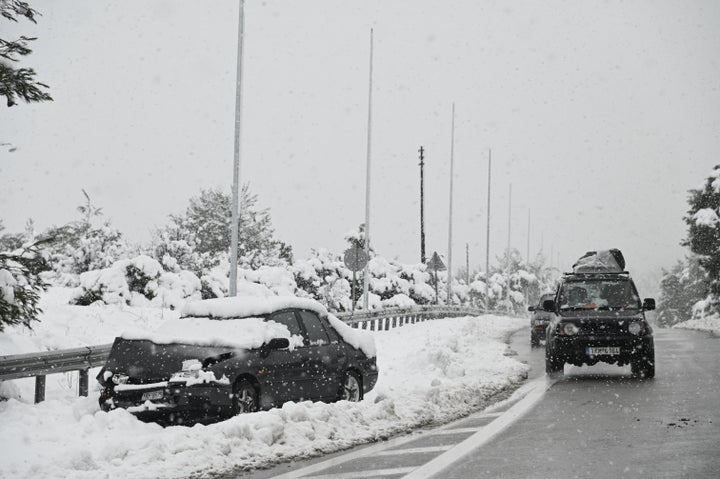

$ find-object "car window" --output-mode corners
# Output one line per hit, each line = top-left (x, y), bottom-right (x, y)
(269, 311), (303, 337)
(318, 315), (341, 343)
(298, 310), (330, 346)
(558, 280), (640, 310)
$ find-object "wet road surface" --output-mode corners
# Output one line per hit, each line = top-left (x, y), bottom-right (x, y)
(229, 327), (720, 479)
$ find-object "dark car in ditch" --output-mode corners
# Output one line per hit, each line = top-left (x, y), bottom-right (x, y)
(97, 297), (378, 425)
(543, 250), (655, 378)
(528, 293), (555, 347)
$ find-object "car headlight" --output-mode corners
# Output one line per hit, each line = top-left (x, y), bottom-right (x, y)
(628, 321), (644, 335)
(111, 373), (129, 385)
(562, 323), (579, 336)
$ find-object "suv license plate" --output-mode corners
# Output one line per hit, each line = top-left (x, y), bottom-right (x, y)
(586, 347), (620, 356)
(141, 390), (163, 401)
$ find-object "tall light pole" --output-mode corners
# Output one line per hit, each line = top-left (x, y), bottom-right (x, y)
(526, 209), (531, 264)
(507, 183), (512, 254)
(419, 146), (426, 264)
(229, 0), (246, 297)
(447, 103), (455, 305)
(362, 29), (374, 310)
(485, 149), (492, 310)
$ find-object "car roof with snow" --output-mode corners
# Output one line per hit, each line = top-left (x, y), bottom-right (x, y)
(180, 296), (329, 319)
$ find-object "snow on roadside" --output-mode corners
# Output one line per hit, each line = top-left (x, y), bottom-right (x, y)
(673, 314), (720, 334)
(0, 315), (527, 479)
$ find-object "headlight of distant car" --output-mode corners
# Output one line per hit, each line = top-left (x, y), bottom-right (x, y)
(562, 323), (579, 336)
(628, 321), (644, 335)
(111, 373), (129, 385)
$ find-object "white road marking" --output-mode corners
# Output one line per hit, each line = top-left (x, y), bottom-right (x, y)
(302, 467), (416, 479)
(269, 430), (431, 479)
(270, 377), (555, 479)
(376, 446), (453, 456)
(402, 375), (557, 479)
(477, 411), (503, 418)
(429, 427), (481, 435)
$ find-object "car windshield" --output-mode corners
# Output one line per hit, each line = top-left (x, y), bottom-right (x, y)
(558, 280), (640, 311)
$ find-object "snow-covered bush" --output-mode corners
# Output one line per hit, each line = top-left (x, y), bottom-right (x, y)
(0, 241), (50, 331)
(72, 256), (171, 307)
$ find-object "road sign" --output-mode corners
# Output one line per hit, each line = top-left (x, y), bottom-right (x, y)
(426, 251), (446, 272)
(344, 246), (369, 272)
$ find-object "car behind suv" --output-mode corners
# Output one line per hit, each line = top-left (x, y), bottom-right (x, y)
(528, 293), (555, 347)
(543, 250), (656, 378)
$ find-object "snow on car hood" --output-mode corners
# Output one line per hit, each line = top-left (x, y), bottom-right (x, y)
(121, 316), (304, 350)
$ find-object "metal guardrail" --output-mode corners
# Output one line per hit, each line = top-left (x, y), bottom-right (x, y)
(0, 305), (493, 403)
(337, 305), (484, 330)
(0, 344), (113, 403)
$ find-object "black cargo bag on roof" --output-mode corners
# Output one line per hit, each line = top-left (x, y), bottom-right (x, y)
(572, 249), (625, 273)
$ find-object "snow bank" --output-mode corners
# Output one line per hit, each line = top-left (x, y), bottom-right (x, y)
(0, 315), (527, 479)
(673, 314), (720, 334)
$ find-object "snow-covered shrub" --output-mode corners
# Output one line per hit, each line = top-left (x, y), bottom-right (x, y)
(0, 241), (50, 330)
(71, 256), (165, 306)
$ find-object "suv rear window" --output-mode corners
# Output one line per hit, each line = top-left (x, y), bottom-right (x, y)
(558, 280), (640, 311)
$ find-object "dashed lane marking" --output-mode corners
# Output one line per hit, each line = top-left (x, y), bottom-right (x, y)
(269, 376), (556, 479)
(428, 427), (481, 436)
(402, 376), (557, 479)
(301, 467), (416, 479)
(376, 446), (453, 456)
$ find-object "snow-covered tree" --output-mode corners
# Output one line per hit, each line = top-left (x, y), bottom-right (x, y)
(0, 219), (24, 251)
(1, 1), (52, 107)
(42, 191), (128, 274)
(682, 164), (720, 315)
(156, 185), (293, 272)
(0, 239), (50, 330)
(656, 256), (707, 326)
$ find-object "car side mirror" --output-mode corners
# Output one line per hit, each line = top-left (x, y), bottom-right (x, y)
(643, 298), (656, 311)
(542, 299), (555, 312)
(528, 306), (536, 312)
(266, 338), (290, 350)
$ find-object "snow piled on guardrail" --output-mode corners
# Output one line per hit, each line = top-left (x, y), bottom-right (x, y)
(0, 314), (527, 479)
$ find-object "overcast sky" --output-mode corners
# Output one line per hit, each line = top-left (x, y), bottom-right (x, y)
(2, 0), (719, 294)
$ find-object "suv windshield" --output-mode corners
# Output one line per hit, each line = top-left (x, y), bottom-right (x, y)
(558, 279), (640, 311)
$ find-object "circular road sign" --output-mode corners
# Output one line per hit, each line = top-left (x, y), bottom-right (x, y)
(343, 246), (369, 272)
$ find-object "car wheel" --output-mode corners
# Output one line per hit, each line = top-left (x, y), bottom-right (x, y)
(545, 346), (564, 375)
(232, 379), (258, 414)
(631, 356), (655, 379)
(339, 371), (363, 402)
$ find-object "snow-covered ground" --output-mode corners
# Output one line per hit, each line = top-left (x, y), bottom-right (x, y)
(673, 314), (720, 335)
(0, 288), (527, 479)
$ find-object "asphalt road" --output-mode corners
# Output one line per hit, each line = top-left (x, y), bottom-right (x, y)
(228, 326), (720, 479)
(442, 327), (720, 479)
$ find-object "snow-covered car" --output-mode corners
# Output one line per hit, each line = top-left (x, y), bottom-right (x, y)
(528, 293), (554, 347)
(544, 250), (656, 378)
(96, 297), (378, 424)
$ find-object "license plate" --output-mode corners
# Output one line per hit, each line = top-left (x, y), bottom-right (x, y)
(141, 390), (164, 401)
(586, 347), (620, 356)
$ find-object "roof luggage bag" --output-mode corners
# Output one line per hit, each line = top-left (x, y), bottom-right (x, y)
(572, 249), (625, 273)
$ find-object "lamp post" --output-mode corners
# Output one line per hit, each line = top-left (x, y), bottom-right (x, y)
(229, 0), (246, 297)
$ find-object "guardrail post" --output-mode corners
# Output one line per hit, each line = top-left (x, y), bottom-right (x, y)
(79, 369), (89, 397)
(34, 375), (46, 404)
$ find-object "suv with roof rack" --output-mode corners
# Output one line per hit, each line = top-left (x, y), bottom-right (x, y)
(543, 249), (656, 378)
